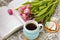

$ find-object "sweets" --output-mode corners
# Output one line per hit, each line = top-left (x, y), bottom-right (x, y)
(45, 21), (59, 32)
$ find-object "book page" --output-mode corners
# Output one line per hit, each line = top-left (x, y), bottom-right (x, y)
(0, 6), (23, 39)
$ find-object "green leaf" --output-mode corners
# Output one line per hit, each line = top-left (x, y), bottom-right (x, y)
(35, 1), (58, 22)
(44, 1), (58, 23)
(35, 0), (58, 17)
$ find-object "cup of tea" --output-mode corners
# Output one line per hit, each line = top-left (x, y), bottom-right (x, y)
(23, 20), (43, 40)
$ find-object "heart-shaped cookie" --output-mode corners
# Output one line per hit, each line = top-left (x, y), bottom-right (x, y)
(45, 21), (56, 30)
(45, 21), (59, 32)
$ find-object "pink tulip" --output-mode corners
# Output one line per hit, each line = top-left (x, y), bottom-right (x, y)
(21, 6), (26, 10)
(22, 14), (27, 19)
(18, 8), (23, 15)
(24, 8), (30, 15)
(24, 17), (29, 22)
(18, 6), (26, 11)
(18, 8), (23, 12)
(8, 9), (13, 15)
(19, 11), (23, 15)
(22, 14), (30, 21)
(26, 4), (31, 8)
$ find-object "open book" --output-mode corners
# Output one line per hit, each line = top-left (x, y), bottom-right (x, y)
(0, 6), (25, 40)
(0, 0), (33, 40)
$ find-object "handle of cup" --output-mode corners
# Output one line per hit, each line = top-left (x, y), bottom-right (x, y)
(38, 24), (43, 32)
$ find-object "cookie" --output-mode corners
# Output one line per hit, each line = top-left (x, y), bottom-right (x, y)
(44, 21), (59, 32)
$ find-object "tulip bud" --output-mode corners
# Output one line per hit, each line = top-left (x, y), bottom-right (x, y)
(22, 14), (27, 19)
(26, 4), (31, 8)
(8, 9), (13, 15)
(18, 8), (23, 12)
(21, 6), (26, 10)
(24, 8), (30, 15)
